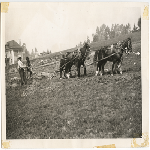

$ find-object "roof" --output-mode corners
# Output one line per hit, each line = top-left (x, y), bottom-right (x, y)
(5, 40), (23, 52)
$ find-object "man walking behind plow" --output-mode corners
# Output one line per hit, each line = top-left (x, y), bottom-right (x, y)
(17, 55), (27, 86)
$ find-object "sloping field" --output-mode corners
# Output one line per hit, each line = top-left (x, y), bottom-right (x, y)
(6, 40), (141, 139)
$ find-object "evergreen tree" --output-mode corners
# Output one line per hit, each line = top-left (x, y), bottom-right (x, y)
(110, 24), (115, 39)
(87, 36), (90, 43)
(127, 23), (131, 33)
(31, 49), (35, 59)
(93, 34), (99, 42)
(31, 49), (34, 55)
(96, 26), (100, 35)
(104, 26), (110, 40)
(138, 17), (141, 30)
(101, 24), (106, 40)
(35, 47), (38, 53)
(78, 42), (83, 47)
(133, 23), (138, 32)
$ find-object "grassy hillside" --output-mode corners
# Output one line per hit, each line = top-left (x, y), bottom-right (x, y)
(6, 40), (141, 139)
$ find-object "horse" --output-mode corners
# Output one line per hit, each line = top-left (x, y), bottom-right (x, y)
(59, 42), (90, 79)
(59, 52), (76, 79)
(94, 38), (132, 76)
(74, 42), (91, 77)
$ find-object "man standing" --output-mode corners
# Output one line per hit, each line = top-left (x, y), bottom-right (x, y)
(26, 57), (32, 78)
(17, 55), (27, 85)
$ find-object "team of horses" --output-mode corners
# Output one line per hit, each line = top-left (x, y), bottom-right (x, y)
(14, 37), (131, 86)
(60, 38), (132, 79)
(16, 37), (132, 86)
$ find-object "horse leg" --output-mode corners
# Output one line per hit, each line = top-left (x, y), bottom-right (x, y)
(111, 63), (115, 76)
(60, 67), (63, 79)
(64, 67), (68, 78)
(60, 59), (65, 79)
(95, 62), (99, 76)
(100, 61), (106, 76)
(117, 60), (122, 74)
(64, 64), (71, 78)
(100, 63), (104, 76)
(66, 66), (71, 79)
(69, 68), (72, 77)
(77, 64), (81, 77)
(83, 63), (87, 76)
(69, 64), (73, 77)
(113, 62), (118, 74)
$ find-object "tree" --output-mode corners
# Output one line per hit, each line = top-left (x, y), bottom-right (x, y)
(121, 25), (127, 35)
(100, 24), (106, 40)
(35, 47), (38, 53)
(78, 42), (83, 47)
(110, 24), (115, 39)
(93, 34), (99, 42)
(47, 49), (49, 54)
(125, 24), (128, 34)
(96, 26), (100, 35)
(115, 24), (120, 37)
(31, 49), (34, 55)
(104, 26), (110, 40)
(127, 23), (131, 33)
(87, 36), (90, 43)
(138, 17), (141, 30)
(31, 49), (35, 59)
(24, 48), (30, 58)
(132, 23), (138, 33)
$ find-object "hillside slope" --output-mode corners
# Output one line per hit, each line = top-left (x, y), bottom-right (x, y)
(6, 40), (141, 139)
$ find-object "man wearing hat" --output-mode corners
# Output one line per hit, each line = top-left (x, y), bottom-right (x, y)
(17, 55), (27, 85)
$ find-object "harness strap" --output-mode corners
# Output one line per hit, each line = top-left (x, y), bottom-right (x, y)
(91, 50), (123, 66)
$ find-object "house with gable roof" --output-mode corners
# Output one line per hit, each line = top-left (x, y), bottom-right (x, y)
(5, 40), (23, 65)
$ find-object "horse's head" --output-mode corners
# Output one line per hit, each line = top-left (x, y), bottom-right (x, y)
(121, 38), (132, 54)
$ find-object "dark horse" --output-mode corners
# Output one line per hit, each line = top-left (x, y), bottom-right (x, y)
(94, 38), (132, 76)
(60, 42), (90, 79)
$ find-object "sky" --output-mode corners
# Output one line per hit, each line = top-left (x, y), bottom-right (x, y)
(5, 2), (141, 53)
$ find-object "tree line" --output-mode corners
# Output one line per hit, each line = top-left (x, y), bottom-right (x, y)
(22, 44), (52, 60)
(92, 17), (141, 42)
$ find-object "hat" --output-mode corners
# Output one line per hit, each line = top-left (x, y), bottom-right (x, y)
(18, 55), (21, 58)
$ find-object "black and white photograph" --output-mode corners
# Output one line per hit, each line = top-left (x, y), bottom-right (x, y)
(1, 2), (149, 148)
